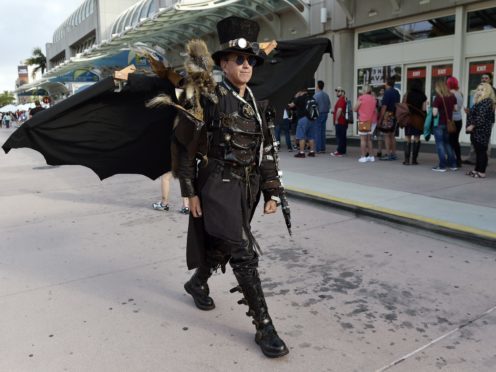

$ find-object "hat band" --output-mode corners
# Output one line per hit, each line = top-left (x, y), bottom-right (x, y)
(221, 38), (260, 55)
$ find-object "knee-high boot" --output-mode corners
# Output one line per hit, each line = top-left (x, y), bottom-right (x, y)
(403, 142), (411, 165)
(231, 269), (289, 358)
(412, 141), (420, 165)
(184, 265), (215, 310)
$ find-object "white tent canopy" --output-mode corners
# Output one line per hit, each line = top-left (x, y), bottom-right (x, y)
(0, 103), (38, 113)
(17, 103), (35, 111)
(0, 104), (17, 113)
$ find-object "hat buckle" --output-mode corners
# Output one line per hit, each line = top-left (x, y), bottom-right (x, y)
(225, 38), (260, 55)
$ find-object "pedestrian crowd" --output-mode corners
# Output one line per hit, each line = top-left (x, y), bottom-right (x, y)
(1, 112), (19, 128)
(276, 73), (495, 179)
(1, 100), (47, 128)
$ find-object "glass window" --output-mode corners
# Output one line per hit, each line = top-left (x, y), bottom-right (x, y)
(358, 15), (455, 49)
(406, 67), (426, 94)
(467, 7), (496, 32)
(467, 60), (494, 107)
(357, 65), (402, 99)
(430, 64), (453, 102)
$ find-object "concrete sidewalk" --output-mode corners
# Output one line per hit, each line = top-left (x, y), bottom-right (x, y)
(2, 124), (495, 246)
(278, 146), (496, 247)
(2, 127), (496, 371)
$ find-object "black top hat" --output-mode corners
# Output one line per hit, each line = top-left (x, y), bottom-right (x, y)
(211, 16), (264, 66)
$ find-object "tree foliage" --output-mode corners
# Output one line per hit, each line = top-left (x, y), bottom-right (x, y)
(25, 47), (47, 79)
(0, 91), (15, 107)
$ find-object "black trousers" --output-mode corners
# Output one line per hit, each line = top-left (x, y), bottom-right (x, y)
(474, 141), (488, 173)
(448, 120), (463, 166)
(201, 234), (258, 278)
(335, 124), (347, 154)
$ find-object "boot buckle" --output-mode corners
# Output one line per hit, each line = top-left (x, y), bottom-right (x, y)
(229, 286), (242, 293)
(237, 298), (248, 305)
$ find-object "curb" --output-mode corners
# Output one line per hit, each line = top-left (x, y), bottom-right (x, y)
(285, 186), (496, 248)
(325, 137), (496, 157)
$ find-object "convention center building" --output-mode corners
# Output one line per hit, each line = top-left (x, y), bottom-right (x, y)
(18, 0), (496, 144)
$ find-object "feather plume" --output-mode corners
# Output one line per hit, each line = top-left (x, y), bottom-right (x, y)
(146, 94), (174, 108)
(183, 39), (217, 104)
(146, 39), (217, 122)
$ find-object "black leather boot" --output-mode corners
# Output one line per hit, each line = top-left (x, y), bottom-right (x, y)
(412, 141), (420, 165)
(184, 267), (215, 311)
(403, 142), (411, 165)
(231, 271), (289, 358)
(253, 314), (289, 358)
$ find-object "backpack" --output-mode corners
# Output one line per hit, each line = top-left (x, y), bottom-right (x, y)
(345, 99), (354, 124)
(305, 97), (320, 121)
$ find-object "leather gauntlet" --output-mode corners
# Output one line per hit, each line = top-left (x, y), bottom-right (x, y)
(179, 178), (196, 198)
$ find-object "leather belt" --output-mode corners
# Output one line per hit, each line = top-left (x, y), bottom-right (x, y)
(211, 159), (256, 182)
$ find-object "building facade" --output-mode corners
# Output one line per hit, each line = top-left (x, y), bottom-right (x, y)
(317, 0), (496, 145)
(46, 0), (141, 70)
(40, 0), (496, 144)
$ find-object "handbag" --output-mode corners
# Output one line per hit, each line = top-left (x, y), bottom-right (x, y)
(358, 120), (372, 132)
(395, 102), (410, 128)
(408, 105), (426, 131)
(441, 96), (456, 133)
(423, 108), (432, 142)
(423, 107), (439, 142)
(380, 111), (395, 131)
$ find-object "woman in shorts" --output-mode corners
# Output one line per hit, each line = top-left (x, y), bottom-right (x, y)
(354, 85), (377, 162)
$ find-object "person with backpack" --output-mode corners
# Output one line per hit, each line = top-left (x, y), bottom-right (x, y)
(289, 87), (318, 158)
(331, 87), (348, 157)
(378, 77), (400, 161)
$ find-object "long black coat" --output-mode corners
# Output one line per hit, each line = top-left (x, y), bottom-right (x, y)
(176, 88), (276, 270)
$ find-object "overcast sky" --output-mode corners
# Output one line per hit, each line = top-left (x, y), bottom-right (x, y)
(0, 0), (84, 93)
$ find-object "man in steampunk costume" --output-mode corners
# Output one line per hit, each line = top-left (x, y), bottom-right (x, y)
(173, 17), (289, 358)
(4, 12), (332, 359)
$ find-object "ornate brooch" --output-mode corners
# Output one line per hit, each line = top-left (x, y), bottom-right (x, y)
(242, 103), (255, 118)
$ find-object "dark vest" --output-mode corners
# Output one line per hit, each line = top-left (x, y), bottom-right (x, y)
(206, 84), (263, 167)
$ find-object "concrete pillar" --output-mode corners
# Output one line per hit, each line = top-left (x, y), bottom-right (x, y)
(337, 30), (355, 138)
(452, 5), (465, 84)
(330, 30), (354, 96)
(314, 29), (354, 136)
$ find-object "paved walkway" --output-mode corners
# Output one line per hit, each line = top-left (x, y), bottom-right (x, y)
(2, 128), (496, 371)
(2, 126), (495, 246)
(278, 145), (496, 247)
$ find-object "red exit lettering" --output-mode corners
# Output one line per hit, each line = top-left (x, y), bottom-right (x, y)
(470, 63), (494, 74)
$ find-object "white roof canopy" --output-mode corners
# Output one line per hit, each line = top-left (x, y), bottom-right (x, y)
(44, 0), (309, 78)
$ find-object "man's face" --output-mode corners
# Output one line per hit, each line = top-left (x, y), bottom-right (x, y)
(481, 74), (491, 84)
(221, 53), (255, 87)
(336, 90), (343, 98)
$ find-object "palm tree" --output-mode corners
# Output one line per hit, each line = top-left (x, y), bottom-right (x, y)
(0, 91), (15, 106)
(25, 47), (47, 79)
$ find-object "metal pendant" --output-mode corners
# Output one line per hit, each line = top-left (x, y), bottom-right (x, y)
(242, 103), (255, 118)
(218, 85), (228, 96)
